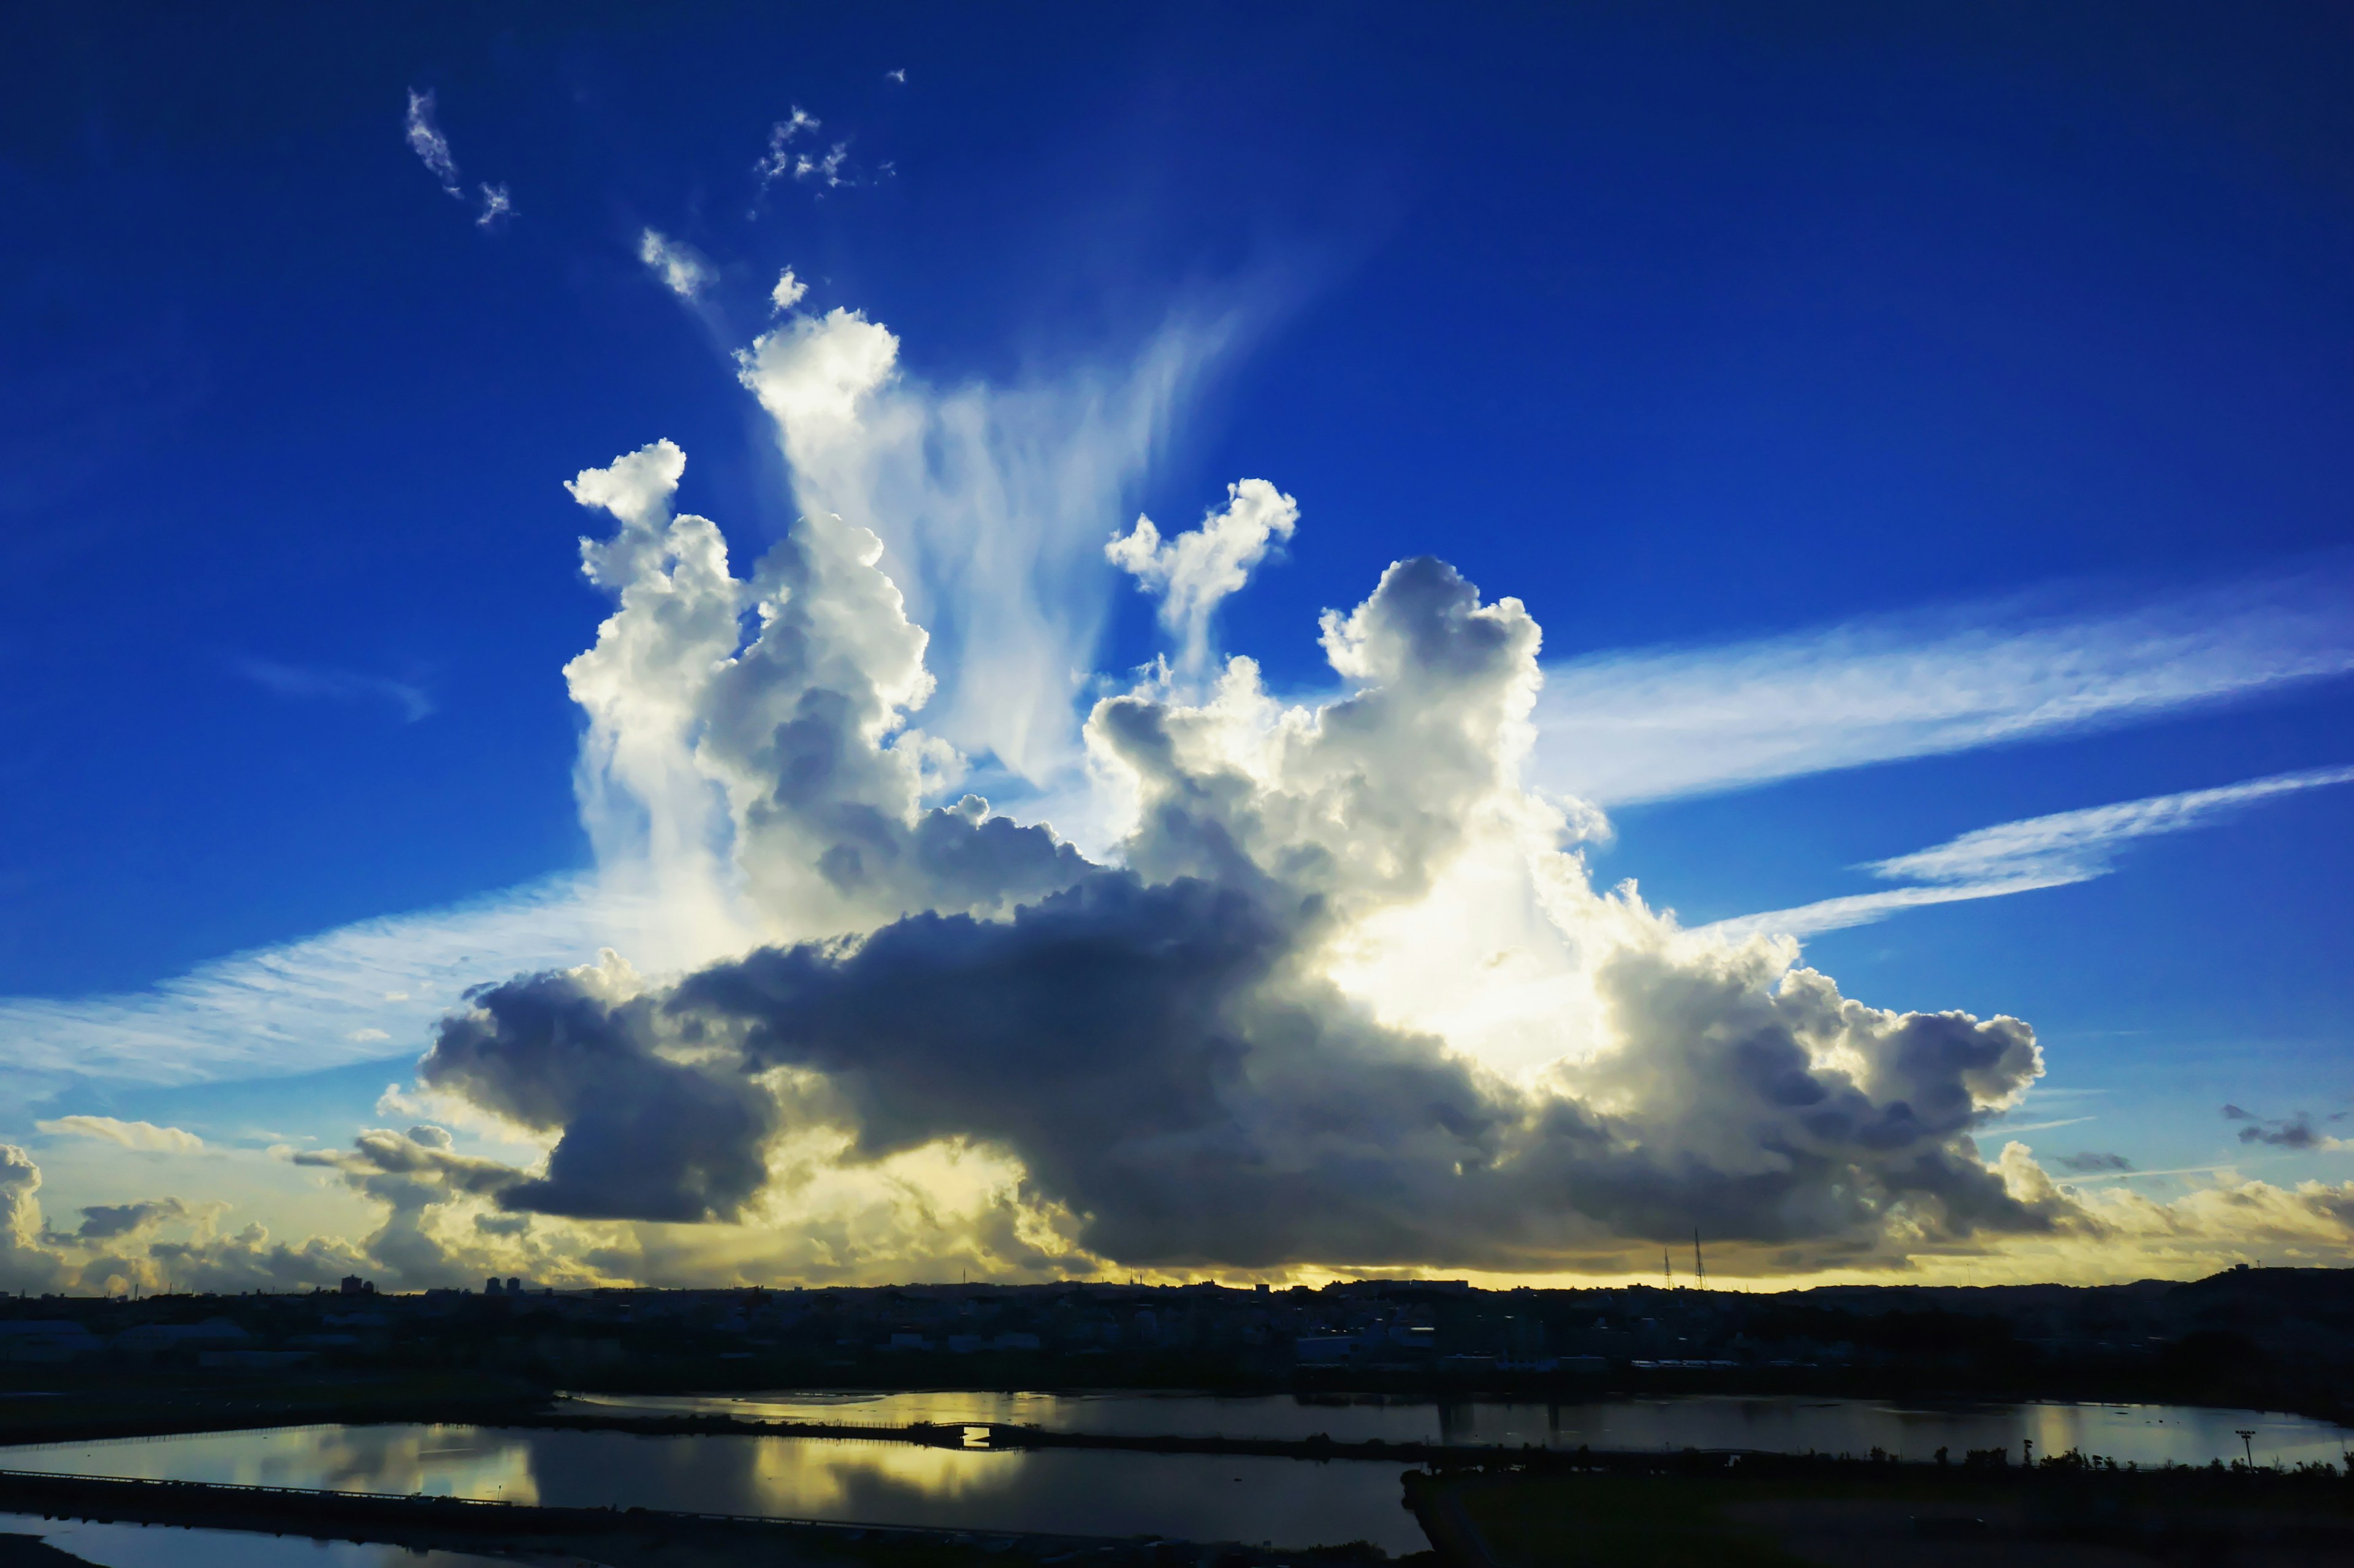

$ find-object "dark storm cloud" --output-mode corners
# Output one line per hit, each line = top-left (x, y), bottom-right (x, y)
(427, 870), (2064, 1269)
(2222, 1105), (2341, 1149)
(2238, 1114), (2322, 1149)
(66, 1197), (187, 1242)
(418, 973), (777, 1224)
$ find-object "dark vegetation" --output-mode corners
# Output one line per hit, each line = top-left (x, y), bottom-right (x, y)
(0, 1470), (1403, 1568)
(1404, 1453), (2354, 1567)
(2, 1264), (2348, 1439)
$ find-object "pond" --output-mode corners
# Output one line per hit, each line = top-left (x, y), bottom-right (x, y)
(1, 1391), (2345, 1562)
(0, 1517), (509, 1568)
(563, 1387), (2354, 1468)
(0, 1423), (1428, 1555)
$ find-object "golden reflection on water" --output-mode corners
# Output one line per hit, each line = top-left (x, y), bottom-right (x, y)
(566, 1388), (1078, 1428)
(742, 1433), (1027, 1511)
(0, 1425), (540, 1504)
(565, 1388), (2354, 1466)
(280, 1424), (541, 1503)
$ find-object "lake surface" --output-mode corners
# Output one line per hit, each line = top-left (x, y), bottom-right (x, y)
(0, 1424), (1428, 1554)
(0, 1516), (509, 1568)
(565, 1388), (2354, 1469)
(1, 1393), (2345, 1560)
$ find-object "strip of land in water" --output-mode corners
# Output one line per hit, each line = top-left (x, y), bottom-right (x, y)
(0, 1469), (1396, 1568)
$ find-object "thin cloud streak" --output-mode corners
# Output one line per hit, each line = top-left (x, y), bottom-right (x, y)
(0, 878), (649, 1112)
(2056, 1163), (2241, 1182)
(1533, 566), (2354, 806)
(403, 90), (510, 226)
(232, 657), (434, 722)
(1871, 766), (2354, 885)
(403, 89), (462, 198)
(1977, 1116), (2095, 1134)
(638, 229), (715, 299)
(1704, 765), (2354, 940)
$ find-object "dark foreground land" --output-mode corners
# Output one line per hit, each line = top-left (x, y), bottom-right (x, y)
(4, 1263), (2351, 1440)
(0, 1469), (1390, 1568)
(1, 1265), (2350, 1564)
(1403, 1453), (2354, 1568)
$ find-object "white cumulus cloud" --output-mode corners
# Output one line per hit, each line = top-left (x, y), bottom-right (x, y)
(1107, 479), (1298, 679)
(36, 1116), (204, 1155)
(734, 303), (1237, 786)
(30, 286), (2354, 1290)
(770, 267), (807, 313)
(416, 417), (2085, 1277)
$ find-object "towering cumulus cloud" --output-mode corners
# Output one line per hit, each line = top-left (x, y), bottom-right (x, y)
(558, 436), (1085, 969)
(1107, 479), (1298, 679)
(734, 304), (1225, 783)
(412, 379), (2107, 1278)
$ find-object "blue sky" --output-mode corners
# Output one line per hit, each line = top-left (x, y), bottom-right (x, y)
(4, 2), (2352, 1288)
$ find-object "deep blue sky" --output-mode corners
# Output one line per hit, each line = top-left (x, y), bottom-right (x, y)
(6, 2), (2352, 1184)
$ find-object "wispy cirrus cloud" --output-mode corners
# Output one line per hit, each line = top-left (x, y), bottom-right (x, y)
(1704, 764), (2354, 940)
(0, 878), (650, 1114)
(753, 106), (821, 191)
(403, 89), (462, 198)
(638, 229), (716, 299)
(750, 102), (879, 199)
(232, 657), (433, 722)
(403, 89), (512, 227)
(1534, 565), (2354, 806)
(1870, 767), (2354, 885)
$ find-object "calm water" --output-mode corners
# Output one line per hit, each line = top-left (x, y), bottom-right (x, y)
(0, 1517), (509, 1568)
(1, 1394), (2346, 1561)
(565, 1388), (2354, 1468)
(0, 1424), (1427, 1554)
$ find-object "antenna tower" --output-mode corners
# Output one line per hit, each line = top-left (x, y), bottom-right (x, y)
(1693, 1228), (1706, 1292)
